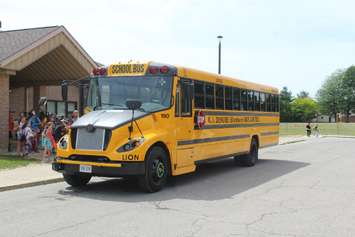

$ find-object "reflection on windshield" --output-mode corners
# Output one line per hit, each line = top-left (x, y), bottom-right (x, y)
(87, 76), (173, 112)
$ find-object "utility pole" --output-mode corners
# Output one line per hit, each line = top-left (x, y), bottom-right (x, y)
(217, 35), (223, 74)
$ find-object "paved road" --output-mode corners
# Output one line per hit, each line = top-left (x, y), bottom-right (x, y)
(1, 138), (355, 237)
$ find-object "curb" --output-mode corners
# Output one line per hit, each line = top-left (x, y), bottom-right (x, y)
(0, 177), (63, 192)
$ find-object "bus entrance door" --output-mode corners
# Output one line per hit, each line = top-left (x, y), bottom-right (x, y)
(175, 78), (196, 174)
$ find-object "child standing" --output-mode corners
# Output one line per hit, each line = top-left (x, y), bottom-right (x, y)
(23, 123), (34, 156)
(42, 122), (56, 162)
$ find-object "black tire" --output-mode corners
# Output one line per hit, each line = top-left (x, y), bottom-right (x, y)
(139, 146), (169, 193)
(237, 138), (258, 167)
(63, 173), (91, 187)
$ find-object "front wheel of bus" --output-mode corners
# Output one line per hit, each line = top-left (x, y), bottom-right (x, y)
(238, 138), (258, 167)
(139, 146), (169, 193)
(63, 174), (91, 187)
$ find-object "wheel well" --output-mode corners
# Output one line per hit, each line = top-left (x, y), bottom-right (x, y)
(148, 142), (172, 174)
(251, 135), (259, 148)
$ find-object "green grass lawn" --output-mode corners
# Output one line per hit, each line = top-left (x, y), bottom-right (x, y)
(0, 156), (39, 170)
(280, 123), (355, 136)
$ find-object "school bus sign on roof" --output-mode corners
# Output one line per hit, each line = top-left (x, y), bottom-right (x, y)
(107, 63), (148, 76)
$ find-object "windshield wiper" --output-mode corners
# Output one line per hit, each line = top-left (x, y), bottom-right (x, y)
(95, 103), (129, 110)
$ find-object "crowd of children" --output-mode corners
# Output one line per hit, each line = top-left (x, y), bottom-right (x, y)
(9, 110), (79, 162)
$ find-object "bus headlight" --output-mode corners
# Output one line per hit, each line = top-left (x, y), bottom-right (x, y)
(58, 135), (68, 150)
(117, 137), (145, 152)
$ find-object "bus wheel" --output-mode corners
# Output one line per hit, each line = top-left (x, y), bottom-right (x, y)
(63, 174), (91, 187)
(238, 138), (258, 167)
(139, 146), (169, 193)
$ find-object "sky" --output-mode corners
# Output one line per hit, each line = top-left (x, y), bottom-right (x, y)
(1, 0), (355, 97)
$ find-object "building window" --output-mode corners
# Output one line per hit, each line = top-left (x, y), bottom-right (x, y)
(46, 100), (77, 117)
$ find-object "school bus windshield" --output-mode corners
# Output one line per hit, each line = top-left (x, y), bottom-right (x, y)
(87, 76), (173, 112)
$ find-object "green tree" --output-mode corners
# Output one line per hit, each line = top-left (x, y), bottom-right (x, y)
(297, 91), (310, 98)
(280, 86), (293, 122)
(316, 69), (344, 122)
(291, 97), (319, 122)
(341, 66), (355, 122)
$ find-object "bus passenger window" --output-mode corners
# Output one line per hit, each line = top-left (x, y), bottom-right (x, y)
(233, 88), (240, 110)
(260, 93), (266, 112)
(225, 86), (233, 110)
(215, 85), (225, 110)
(267, 94), (272, 112)
(247, 90), (254, 111)
(254, 91), (260, 111)
(276, 95), (280, 112)
(272, 94), (278, 112)
(194, 81), (204, 109)
(180, 79), (192, 116)
(241, 90), (247, 111)
(205, 83), (215, 109)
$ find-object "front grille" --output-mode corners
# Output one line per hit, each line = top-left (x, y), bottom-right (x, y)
(76, 127), (106, 150)
(68, 155), (111, 163)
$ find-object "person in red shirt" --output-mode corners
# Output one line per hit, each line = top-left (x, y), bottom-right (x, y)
(8, 112), (14, 152)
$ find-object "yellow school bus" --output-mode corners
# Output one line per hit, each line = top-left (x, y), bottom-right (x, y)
(53, 61), (279, 192)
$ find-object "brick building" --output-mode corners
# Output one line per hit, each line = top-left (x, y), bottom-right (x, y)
(0, 26), (97, 151)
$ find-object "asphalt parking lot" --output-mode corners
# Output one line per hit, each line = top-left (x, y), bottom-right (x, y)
(1, 137), (355, 237)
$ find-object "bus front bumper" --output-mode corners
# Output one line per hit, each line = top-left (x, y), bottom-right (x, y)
(52, 160), (145, 177)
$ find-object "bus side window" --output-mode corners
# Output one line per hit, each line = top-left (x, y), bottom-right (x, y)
(273, 94), (278, 112)
(276, 95), (280, 112)
(205, 83), (215, 109)
(255, 91), (260, 111)
(225, 86), (233, 110)
(266, 94), (272, 112)
(241, 90), (247, 111)
(271, 95), (276, 112)
(215, 84), (225, 110)
(233, 88), (240, 110)
(180, 79), (193, 116)
(247, 90), (254, 111)
(194, 81), (205, 109)
(260, 93), (266, 112)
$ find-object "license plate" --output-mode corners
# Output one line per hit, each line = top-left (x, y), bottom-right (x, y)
(79, 165), (92, 173)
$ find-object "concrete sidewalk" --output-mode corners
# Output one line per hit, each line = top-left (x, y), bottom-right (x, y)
(0, 163), (62, 192)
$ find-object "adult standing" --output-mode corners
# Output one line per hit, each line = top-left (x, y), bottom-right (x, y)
(28, 109), (41, 152)
(15, 116), (26, 156)
(306, 122), (312, 137)
(8, 112), (14, 152)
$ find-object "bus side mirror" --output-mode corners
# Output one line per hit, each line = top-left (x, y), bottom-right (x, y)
(126, 100), (142, 110)
(61, 81), (68, 102)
